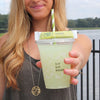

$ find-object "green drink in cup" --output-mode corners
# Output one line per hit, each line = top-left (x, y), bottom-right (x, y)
(35, 31), (77, 89)
(35, 9), (77, 89)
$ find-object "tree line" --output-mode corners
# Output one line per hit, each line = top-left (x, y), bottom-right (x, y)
(0, 14), (8, 29)
(0, 14), (100, 32)
(0, 14), (8, 33)
(68, 17), (100, 28)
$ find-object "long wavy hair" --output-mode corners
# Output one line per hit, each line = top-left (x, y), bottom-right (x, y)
(0, 0), (67, 89)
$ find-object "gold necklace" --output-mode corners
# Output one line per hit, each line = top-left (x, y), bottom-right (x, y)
(28, 42), (41, 96)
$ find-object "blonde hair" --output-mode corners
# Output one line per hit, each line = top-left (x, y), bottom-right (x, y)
(0, 0), (67, 89)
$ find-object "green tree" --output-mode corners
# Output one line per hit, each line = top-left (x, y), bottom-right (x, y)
(86, 18), (94, 27)
(93, 17), (100, 27)
(68, 20), (77, 28)
(76, 19), (88, 27)
(0, 14), (8, 29)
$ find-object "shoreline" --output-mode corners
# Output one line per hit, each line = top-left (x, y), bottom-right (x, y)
(0, 27), (100, 37)
(69, 27), (100, 30)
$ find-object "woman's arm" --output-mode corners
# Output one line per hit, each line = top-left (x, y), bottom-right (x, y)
(67, 34), (92, 69)
(64, 34), (92, 84)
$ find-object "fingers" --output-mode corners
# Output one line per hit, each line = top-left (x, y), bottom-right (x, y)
(70, 77), (79, 85)
(64, 51), (81, 85)
(64, 58), (79, 66)
(69, 51), (80, 58)
(64, 69), (79, 85)
(64, 69), (79, 77)
(36, 61), (42, 68)
(64, 51), (82, 70)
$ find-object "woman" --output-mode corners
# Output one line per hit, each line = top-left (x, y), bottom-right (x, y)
(0, 0), (92, 100)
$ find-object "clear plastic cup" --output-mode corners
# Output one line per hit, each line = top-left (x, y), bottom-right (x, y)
(35, 31), (77, 89)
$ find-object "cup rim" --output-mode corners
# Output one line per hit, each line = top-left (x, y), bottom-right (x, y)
(36, 38), (74, 44)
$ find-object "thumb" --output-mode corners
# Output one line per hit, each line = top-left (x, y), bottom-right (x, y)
(69, 50), (80, 58)
(36, 61), (42, 68)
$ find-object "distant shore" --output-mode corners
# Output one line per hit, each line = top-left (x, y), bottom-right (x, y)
(0, 27), (100, 37)
(70, 27), (100, 30)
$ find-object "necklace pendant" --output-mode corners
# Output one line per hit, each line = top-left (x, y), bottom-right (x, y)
(31, 86), (41, 96)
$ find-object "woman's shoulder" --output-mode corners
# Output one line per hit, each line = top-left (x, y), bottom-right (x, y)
(0, 33), (9, 48)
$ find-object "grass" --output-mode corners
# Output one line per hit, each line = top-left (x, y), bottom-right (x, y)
(0, 28), (7, 30)
(70, 27), (100, 30)
(0, 33), (4, 37)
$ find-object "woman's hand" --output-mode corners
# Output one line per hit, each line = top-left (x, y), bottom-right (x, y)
(36, 50), (84, 85)
(36, 61), (42, 68)
(64, 50), (84, 85)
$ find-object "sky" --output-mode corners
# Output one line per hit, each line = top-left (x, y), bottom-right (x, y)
(66, 0), (100, 19)
(0, 0), (100, 19)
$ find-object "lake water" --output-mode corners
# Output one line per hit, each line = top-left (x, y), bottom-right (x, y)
(78, 29), (100, 39)
(76, 29), (100, 100)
